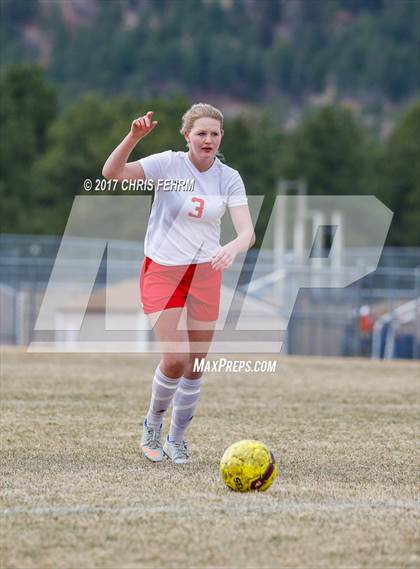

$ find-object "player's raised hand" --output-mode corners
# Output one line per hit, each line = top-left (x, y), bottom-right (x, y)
(130, 111), (158, 140)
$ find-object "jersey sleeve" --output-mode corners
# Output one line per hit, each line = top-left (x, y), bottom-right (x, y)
(227, 171), (248, 207)
(139, 150), (172, 183)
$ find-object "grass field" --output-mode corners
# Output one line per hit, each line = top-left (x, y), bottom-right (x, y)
(1, 349), (419, 568)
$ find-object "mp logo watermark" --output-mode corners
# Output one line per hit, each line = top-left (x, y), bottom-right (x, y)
(29, 194), (392, 353)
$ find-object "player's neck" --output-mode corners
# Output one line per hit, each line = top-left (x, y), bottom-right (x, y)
(187, 151), (215, 173)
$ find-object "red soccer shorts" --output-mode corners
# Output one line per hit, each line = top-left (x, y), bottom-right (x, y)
(139, 256), (222, 321)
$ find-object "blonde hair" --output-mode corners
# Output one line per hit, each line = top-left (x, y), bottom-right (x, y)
(180, 103), (224, 136)
(180, 103), (224, 160)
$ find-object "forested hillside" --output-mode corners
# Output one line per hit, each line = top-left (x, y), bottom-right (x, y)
(1, 64), (419, 245)
(1, 0), (418, 106)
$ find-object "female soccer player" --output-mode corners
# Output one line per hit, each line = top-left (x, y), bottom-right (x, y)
(103, 103), (255, 463)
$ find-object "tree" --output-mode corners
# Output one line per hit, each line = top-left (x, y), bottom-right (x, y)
(281, 105), (371, 196)
(379, 103), (420, 246)
(222, 112), (285, 247)
(0, 64), (57, 232)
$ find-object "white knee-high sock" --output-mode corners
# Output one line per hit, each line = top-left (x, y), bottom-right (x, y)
(146, 366), (181, 427)
(168, 377), (202, 443)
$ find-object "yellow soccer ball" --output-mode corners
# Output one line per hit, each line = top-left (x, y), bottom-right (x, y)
(220, 440), (278, 492)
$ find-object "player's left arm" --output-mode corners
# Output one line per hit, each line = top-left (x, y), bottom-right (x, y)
(211, 205), (255, 271)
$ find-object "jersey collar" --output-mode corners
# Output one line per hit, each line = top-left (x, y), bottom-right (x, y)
(184, 152), (220, 175)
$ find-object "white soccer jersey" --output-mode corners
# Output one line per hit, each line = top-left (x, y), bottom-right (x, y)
(139, 150), (248, 265)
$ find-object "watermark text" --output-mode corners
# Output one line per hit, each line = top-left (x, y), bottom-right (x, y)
(193, 358), (277, 373)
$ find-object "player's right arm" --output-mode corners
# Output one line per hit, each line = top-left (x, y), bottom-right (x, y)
(102, 111), (158, 180)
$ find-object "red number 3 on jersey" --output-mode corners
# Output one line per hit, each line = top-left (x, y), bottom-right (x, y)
(188, 197), (205, 219)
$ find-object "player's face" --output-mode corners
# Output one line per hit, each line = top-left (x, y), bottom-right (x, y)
(186, 117), (223, 162)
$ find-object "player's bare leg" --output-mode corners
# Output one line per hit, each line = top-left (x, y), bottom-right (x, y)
(184, 316), (217, 379)
(148, 307), (190, 377)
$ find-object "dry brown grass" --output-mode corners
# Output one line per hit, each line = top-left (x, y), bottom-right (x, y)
(1, 349), (419, 568)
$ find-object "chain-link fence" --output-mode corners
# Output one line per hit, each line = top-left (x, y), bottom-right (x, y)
(1, 235), (419, 358)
